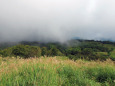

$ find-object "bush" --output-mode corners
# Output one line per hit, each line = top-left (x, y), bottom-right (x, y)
(66, 47), (81, 55)
(85, 67), (115, 85)
(12, 45), (41, 58)
(0, 48), (12, 57)
(47, 47), (63, 56)
(41, 47), (47, 56)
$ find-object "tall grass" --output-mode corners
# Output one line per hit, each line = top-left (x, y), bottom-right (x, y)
(0, 57), (115, 86)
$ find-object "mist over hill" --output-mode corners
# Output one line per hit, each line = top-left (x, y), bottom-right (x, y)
(0, 0), (115, 42)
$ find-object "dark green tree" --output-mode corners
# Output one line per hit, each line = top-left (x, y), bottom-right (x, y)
(81, 48), (93, 55)
(12, 45), (41, 58)
(48, 47), (63, 56)
(41, 47), (47, 56)
(67, 47), (81, 55)
(0, 48), (12, 57)
(12, 45), (29, 58)
(29, 46), (41, 57)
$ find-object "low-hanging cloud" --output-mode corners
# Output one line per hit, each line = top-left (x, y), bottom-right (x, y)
(0, 0), (115, 42)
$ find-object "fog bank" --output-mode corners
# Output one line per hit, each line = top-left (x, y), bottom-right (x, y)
(0, 0), (115, 42)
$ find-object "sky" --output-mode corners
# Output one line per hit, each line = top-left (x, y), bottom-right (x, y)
(0, 0), (115, 42)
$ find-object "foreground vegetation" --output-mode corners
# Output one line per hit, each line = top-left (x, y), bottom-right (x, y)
(0, 56), (115, 86)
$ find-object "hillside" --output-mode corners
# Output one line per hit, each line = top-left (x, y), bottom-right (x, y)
(0, 57), (115, 86)
(0, 39), (115, 61)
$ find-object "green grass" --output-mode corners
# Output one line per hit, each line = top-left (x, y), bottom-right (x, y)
(0, 57), (115, 86)
(110, 49), (115, 61)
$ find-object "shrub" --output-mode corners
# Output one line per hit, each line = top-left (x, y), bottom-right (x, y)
(41, 47), (47, 56)
(85, 67), (115, 86)
(12, 45), (41, 58)
(47, 47), (63, 56)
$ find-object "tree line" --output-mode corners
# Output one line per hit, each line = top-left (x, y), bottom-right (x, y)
(0, 40), (114, 61)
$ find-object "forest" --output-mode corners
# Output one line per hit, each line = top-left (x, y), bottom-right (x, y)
(0, 39), (115, 61)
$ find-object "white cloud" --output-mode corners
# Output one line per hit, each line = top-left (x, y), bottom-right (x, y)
(0, 0), (115, 42)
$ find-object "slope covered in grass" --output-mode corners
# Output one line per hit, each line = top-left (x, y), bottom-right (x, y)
(0, 56), (115, 86)
(110, 49), (115, 61)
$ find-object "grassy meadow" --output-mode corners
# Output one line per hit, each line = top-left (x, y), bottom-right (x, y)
(0, 56), (115, 86)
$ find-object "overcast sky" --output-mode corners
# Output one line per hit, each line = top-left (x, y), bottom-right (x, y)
(0, 0), (115, 42)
